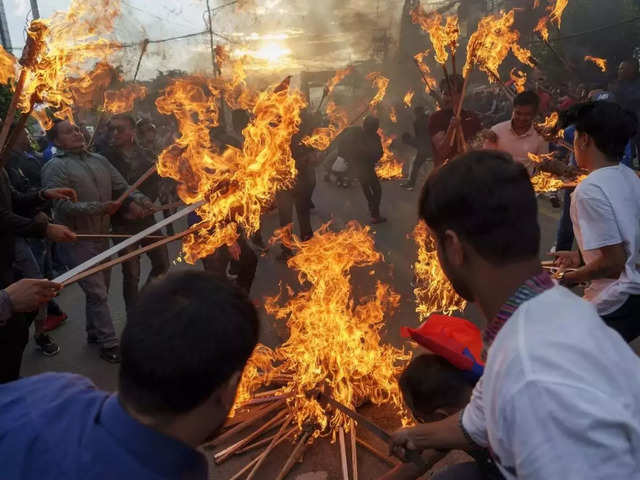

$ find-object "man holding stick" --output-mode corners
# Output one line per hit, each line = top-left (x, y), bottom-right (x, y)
(42, 120), (148, 364)
(99, 114), (169, 317)
(389, 151), (640, 479)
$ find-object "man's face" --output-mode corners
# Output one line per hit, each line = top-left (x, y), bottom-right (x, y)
(512, 104), (536, 132)
(440, 86), (460, 110)
(432, 229), (475, 302)
(54, 121), (86, 151)
(138, 125), (156, 148)
(108, 118), (135, 148)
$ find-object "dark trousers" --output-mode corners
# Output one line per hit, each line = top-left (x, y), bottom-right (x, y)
(602, 295), (640, 342)
(0, 313), (30, 383)
(202, 235), (258, 294)
(277, 189), (313, 242)
(359, 172), (382, 218)
(555, 187), (575, 251)
(407, 151), (429, 187)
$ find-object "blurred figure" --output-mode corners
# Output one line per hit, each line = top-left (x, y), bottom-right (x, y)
(401, 106), (432, 191)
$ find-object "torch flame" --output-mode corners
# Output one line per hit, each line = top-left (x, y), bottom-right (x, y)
(389, 106), (398, 124)
(301, 101), (349, 151)
(375, 129), (403, 180)
(366, 72), (389, 112)
(403, 90), (415, 108)
(584, 56), (607, 72)
(0, 46), (17, 84)
(413, 50), (438, 93)
(410, 7), (459, 65)
(413, 221), (467, 320)
(534, 16), (550, 42)
(66, 62), (117, 110)
(549, 0), (569, 28)
(536, 112), (559, 131)
(235, 222), (411, 435)
(463, 10), (534, 82)
(326, 66), (353, 96)
(510, 68), (527, 94)
(530, 171), (566, 192)
(103, 83), (147, 114)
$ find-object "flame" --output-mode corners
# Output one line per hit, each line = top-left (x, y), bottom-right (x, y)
(528, 152), (556, 164)
(326, 66), (353, 96)
(389, 106), (398, 124)
(19, 0), (122, 128)
(103, 83), (147, 114)
(413, 50), (438, 93)
(0, 46), (17, 84)
(536, 112), (559, 131)
(585, 55), (607, 72)
(222, 59), (258, 110)
(235, 222), (411, 435)
(156, 76), (307, 262)
(530, 171), (565, 192)
(366, 72), (389, 112)
(534, 16), (550, 42)
(549, 0), (569, 28)
(67, 62), (117, 110)
(301, 101), (349, 151)
(376, 129), (403, 179)
(413, 221), (467, 320)
(215, 44), (230, 69)
(410, 7), (459, 65)
(510, 68), (527, 94)
(463, 10), (534, 82)
(403, 90), (415, 108)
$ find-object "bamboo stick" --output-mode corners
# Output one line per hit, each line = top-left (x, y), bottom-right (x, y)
(355, 437), (400, 467)
(274, 430), (312, 480)
(339, 427), (349, 480)
(61, 227), (195, 287)
(115, 164), (157, 205)
(240, 392), (293, 408)
(449, 74), (470, 148)
(75, 233), (167, 240)
(3, 103), (33, 158)
(214, 409), (288, 464)
(0, 69), (28, 158)
(246, 415), (293, 480)
(203, 399), (286, 448)
(228, 428), (296, 480)
(253, 388), (284, 398)
(350, 421), (358, 480)
(235, 426), (297, 455)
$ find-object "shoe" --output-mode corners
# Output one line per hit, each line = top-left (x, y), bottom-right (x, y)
(371, 216), (388, 225)
(35, 334), (61, 357)
(100, 346), (121, 364)
(42, 313), (67, 332)
(400, 182), (415, 191)
(87, 334), (98, 344)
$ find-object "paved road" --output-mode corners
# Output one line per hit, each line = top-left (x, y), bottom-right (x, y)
(21, 162), (564, 479)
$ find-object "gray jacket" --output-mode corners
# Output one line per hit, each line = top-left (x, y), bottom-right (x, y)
(41, 150), (145, 234)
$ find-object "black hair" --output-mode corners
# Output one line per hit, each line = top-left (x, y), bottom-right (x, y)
(399, 355), (475, 418)
(119, 271), (260, 416)
(110, 113), (136, 129)
(564, 101), (638, 161)
(46, 119), (64, 143)
(419, 150), (540, 265)
(363, 115), (379, 133)
(440, 74), (464, 94)
(513, 90), (540, 110)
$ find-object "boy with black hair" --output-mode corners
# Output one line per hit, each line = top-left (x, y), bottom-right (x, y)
(389, 150), (640, 479)
(0, 271), (260, 479)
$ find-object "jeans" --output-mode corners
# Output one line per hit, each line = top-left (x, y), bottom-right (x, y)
(359, 172), (382, 218)
(277, 188), (313, 242)
(407, 151), (430, 187)
(13, 237), (46, 332)
(202, 235), (257, 294)
(602, 295), (640, 342)
(58, 240), (118, 348)
(0, 312), (29, 383)
(555, 187), (575, 251)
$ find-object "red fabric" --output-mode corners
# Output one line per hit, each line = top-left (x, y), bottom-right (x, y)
(401, 314), (484, 371)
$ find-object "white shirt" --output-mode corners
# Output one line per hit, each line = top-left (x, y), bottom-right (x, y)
(570, 164), (640, 315)
(462, 286), (640, 480)
(485, 121), (549, 174)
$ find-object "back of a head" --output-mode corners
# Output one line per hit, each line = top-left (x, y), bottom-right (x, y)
(363, 115), (379, 134)
(419, 150), (540, 265)
(119, 271), (259, 416)
(513, 90), (540, 110)
(111, 113), (136, 130)
(564, 101), (638, 161)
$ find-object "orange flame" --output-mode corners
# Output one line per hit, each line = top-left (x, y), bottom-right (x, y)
(413, 50), (438, 93)
(215, 44), (230, 70)
(389, 106), (398, 124)
(403, 90), (415, 108)
(66, 62), (117, 110)
(222, 59), (258, 110)
(410, 7), (459, 65)
(301, 101), (349, 151)
(366, 72), (389, 112)
(19, 0), (122, 129)
(235, 222), (411, 435)
(376, 129), (403, 179)
(0, 46), (17, 84)
(536, 112), (559, 131)
(510, 68), (527, 94)
(530, 171), (566, 192)
(103, 83), (147, 114)
(549, 0), (569, 28)
(326, 66), (353, 96)
(463, 10), (534, 82)
(156, 76), (307, 262)
(413, 221), (467, 320)
(585, 55), (607, 72)
(534, 16), (550, 42)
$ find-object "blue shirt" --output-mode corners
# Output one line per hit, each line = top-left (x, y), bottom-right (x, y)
(563, 125), (634, 168)
(0, 373), (208, 480)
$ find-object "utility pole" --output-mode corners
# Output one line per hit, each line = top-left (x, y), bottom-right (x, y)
(30, 0), (40, 19)
(0, 0), (12, 52)
(205, 0), (217, 76)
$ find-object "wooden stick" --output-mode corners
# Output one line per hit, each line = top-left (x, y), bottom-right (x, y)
(75, 233), (167, 240)
(203, 399), (286, 448)
(355, 437), (399, 467)
(339, 427), (349, 480)
(246, 415), (294, 480)
(274, 430), (312, 480)
(449, 74), (470, 148)
(61, 227), (196, 287)
(240, 392), (293, 408)
(229, 427), (297, 480)
(253, 387), (284, 398)
(115, 164), (157, 205)
(215, 409), (288, 464)
(3, 103), (33, 158)
(350, 420), (358, 480)
(235, 425), (297, 455)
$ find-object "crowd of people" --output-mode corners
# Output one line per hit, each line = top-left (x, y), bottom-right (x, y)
(0, 56), (639, 479)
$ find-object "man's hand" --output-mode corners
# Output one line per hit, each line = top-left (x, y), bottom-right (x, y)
(46, 224), (77, 242)
(139, 198), (156, 216)
(228, 241), (241, 261)
(553, 250), (581, 269)
(482, 129), (498, 144)
(103, 201), (122, 216)
(389, 427), (420, 460)
(122, 201), (146, 221)
(44, 188), (78, 202)
(5, 279), (62, 312)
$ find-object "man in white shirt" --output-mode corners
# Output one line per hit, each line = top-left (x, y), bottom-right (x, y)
(554, 101), (640, 342)
(389, 150), (640, 480)
(484, 91), (549, 175)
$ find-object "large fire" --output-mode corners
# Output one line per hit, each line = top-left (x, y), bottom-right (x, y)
(464, 9), (534, 81)
(585, 56), (607, 72)
(301, 101), (349, 151)
(103, 83), (148, 114)
(366, 72), (390, 112)
(410, 8), (459, 66)
(0, 46), (16, 84)
(156, 75), (306, 262)
(235, 222), (411, 435)
(67, 62), (116, 110)
(413, 221), (467, 320)
(376, 129), (403, 180)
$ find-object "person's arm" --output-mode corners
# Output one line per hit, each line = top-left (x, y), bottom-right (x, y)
(376, 450), (447, 480)
(389, 411), (473, 454)
(563, 244), (627, 285)
(0, 279), (61, 323)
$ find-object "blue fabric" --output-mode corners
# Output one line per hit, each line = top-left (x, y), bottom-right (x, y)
(564, 125), (633, 167)
(0, 373), (208, 480)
